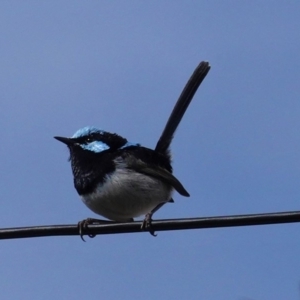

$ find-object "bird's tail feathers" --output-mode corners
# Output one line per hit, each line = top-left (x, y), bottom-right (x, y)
(155, 61), (211, 156)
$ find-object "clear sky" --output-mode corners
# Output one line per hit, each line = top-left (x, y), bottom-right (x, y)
(1, 1), (300, 299)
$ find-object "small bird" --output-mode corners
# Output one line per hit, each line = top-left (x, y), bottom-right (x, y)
(55, 61), (210, 238)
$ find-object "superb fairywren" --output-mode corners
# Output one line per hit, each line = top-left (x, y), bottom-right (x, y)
(55, 61), (210, 237)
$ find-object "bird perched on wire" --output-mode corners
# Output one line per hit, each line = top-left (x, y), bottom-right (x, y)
(55, 61), (210, 239)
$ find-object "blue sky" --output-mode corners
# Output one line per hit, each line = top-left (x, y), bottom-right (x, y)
(1, 1), (300, 299)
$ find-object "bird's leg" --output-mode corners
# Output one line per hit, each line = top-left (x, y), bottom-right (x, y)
(141, 202), (168, 236)
(141, 213), (157, 236)
(141, 198), (174, 236)
(78, 218), (113, 241)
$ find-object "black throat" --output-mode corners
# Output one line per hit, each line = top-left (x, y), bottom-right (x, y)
(69, 146), (115, 195)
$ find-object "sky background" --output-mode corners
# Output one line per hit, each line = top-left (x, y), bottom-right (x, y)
(0, 1), (300, 299)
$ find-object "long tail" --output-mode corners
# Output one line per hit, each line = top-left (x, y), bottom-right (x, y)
(155, 61), (211, 155)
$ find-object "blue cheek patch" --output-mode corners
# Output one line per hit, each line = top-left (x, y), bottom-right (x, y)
(80, 141), (110, 153)
(79, 140), (139, 153)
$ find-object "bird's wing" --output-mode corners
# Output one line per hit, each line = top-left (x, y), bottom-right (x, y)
(124, 155), (190, 197)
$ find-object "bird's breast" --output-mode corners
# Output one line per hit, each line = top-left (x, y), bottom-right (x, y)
(81, 167), (173, 221)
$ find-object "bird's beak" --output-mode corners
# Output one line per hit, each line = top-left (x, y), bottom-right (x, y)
(54, 136), (75, 146)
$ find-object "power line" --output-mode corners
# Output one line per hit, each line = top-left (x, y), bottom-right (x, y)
(1, 210), (300, 240)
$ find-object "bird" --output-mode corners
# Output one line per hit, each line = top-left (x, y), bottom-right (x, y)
(54, 61), (210, 238)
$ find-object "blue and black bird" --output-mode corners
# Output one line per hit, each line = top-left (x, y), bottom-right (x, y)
(55, 61), (210, 237)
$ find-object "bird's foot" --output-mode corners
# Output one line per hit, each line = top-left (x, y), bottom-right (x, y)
(78, 218), (112, 241)
(141, 213), (157, 237)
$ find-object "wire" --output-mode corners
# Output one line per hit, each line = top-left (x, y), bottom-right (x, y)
(1, 210), (300, 240)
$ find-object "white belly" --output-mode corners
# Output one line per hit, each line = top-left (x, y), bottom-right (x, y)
(81, 168), (173, 221)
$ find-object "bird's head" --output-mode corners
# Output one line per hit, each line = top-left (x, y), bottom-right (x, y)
(54, 126), (138, 154)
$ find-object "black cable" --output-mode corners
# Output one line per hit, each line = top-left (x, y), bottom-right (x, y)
(1, 210), (300, 240)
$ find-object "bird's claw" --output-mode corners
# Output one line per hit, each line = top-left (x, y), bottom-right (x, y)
(141, 213), (157, 237)
(78, 218), (110, 241)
